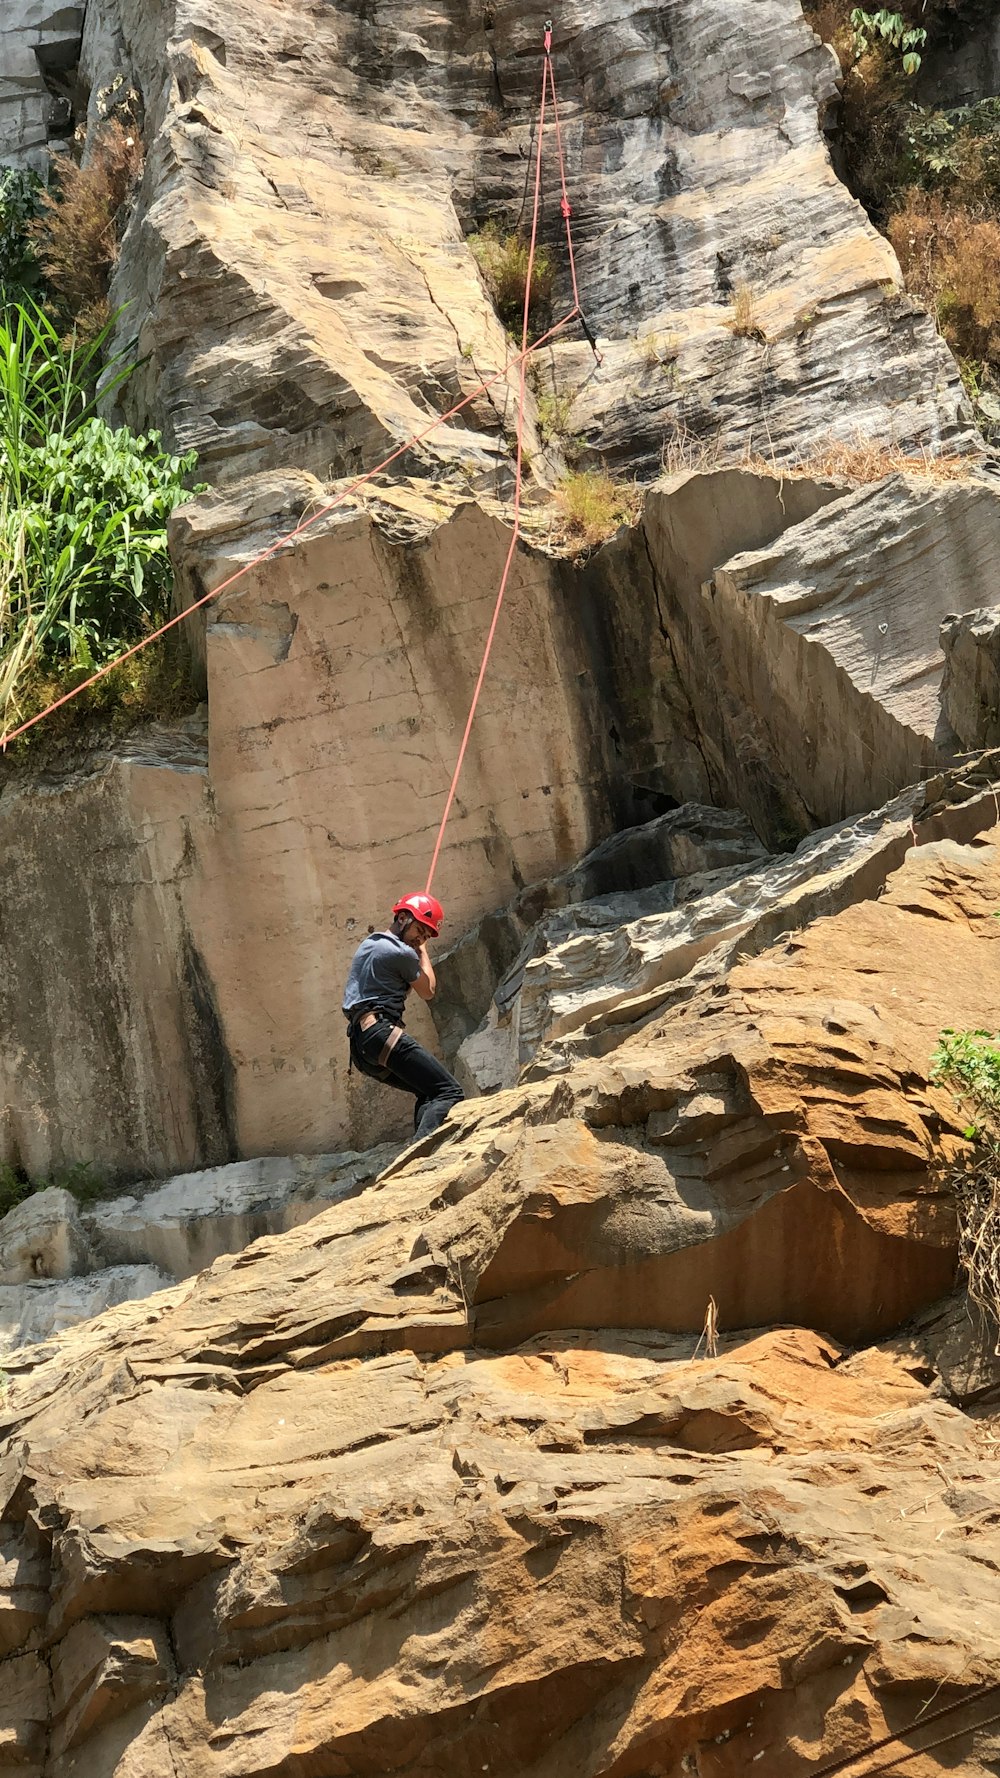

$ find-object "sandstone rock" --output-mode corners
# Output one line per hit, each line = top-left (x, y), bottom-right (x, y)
(941, 607), (1000, 751)
(463, 768), (1000, 1087)
(3, 804), (1000, 1773)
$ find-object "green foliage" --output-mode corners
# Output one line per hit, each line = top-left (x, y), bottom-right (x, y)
(0, 167), (43, 304)
(931, 1028), (1000, 1134)
(0, 300), (201, 730)
(0, 1160), (110, 1218)
(902, 98), (1000, 201)
(850, 7), (927, 71)
(469, 221), (555, 338)
(931, 1027), (1000, 1346)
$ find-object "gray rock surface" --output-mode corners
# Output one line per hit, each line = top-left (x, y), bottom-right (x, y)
(93, 0), (969, 484)
(941, 607), (1000, 751)
(431, 802), (768, 1061)
(0, 0), (83, 171)
(461, 765), (1000, 1087)
(0, 1265), (170, 1358)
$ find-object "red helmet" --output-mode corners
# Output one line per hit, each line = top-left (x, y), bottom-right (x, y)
(392, 892), (445, 937)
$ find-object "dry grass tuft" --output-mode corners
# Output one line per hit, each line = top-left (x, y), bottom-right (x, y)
(727, 282), (764, 341)
(770, 437), (975, 484)
(659, 425), (975, 486)
(470, 221), (555, 337)
(554, 470), (642, 550)
(30, 121), (143, 322)
(889, 193), (1000, 365)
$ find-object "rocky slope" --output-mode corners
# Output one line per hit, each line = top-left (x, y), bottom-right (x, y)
(3, 3), (1000, 1771)
(3, 776), (1000, 1776)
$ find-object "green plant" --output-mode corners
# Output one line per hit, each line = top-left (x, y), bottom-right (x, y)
(0, 299), (200, 730)
(554, 470), (642, 549)
(850, 8), (927, 72)
(0, 168), (43, 305)
(469, 221), (555, 337)
(0, 1160), (111, 1218)
(536, 388), (575, 440)
(931, 1028), (1000, 1346)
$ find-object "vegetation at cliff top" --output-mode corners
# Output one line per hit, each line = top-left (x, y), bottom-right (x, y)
(0, 300), (201, 741)
(931, 1027), (1000, 1347)
(554, 470), (642, 551)
(0, 112), (203, 748)
(804, 0), (1000, 439)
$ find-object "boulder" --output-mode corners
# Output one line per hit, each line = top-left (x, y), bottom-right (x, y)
(0, 1188), (92, 1284)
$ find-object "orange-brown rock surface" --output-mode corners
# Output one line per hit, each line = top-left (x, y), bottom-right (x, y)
(3, 805), (1000, 1777)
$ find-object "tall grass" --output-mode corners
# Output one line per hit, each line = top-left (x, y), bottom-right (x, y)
(0, 301), (198, 731)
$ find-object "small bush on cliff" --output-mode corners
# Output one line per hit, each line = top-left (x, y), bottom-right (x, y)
(0, 300), (200, 735)
(554, 470), (642, 550)
(931, 1028), (1000, 1348)
(469, 221), (555, 338)
(30, 121), (144, 334)
(0, 1161), (110, 1219)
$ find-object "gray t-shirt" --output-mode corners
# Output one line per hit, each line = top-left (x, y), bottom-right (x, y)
(342, 931), (420, 1023)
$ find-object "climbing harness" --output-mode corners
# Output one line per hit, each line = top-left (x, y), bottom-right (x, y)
(0, 19), (599, 904)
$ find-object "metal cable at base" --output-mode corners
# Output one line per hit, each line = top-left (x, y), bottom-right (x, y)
(805, 1681), (1000, 1778)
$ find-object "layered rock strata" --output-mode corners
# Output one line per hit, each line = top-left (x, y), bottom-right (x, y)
(0, 1145), (397, 1356)
(2, 809), (1000, 1775)
(4, 466), (999, 1174)
(85, 0), (969, 482)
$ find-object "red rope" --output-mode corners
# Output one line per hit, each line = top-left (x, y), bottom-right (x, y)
(3, 21), (595, 917)
(544, 28), (582, 315)
(423, 38), (552, 895)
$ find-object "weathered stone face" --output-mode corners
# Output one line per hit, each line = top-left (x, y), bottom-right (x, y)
(2, 809), (1000, 1776)
(95, 0), (968, 480)
(0, 1), (84, 172)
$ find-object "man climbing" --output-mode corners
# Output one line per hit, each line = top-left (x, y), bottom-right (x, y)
(343, 893), (465, 1142)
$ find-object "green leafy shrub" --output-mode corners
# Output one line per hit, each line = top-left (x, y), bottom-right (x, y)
(0, 300), (200, 731)
(850, 8), (926, 72)
(0, 1160), (110, 1218)
(931, 1028), (1000, 1346)
(469, 221), (555, 337)
(0, 168), (43, 304)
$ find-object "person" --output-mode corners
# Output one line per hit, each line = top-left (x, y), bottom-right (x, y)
(343, 893), (465, 1142)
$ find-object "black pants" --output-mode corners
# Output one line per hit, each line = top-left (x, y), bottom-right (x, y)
(349, 1017), (464, 1139)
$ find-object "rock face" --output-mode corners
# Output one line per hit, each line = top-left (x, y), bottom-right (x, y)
(0, 1146), (397, 1355)
(0, 1), (83, 172)
(941, 607), (1000, 751)
(3, 804), (1000, 1776)
(93, 0), (969, 485)
(6, 462), (1000, 1177)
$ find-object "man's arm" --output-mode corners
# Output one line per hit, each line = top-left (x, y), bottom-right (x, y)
(410, 943), (436, 1002)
